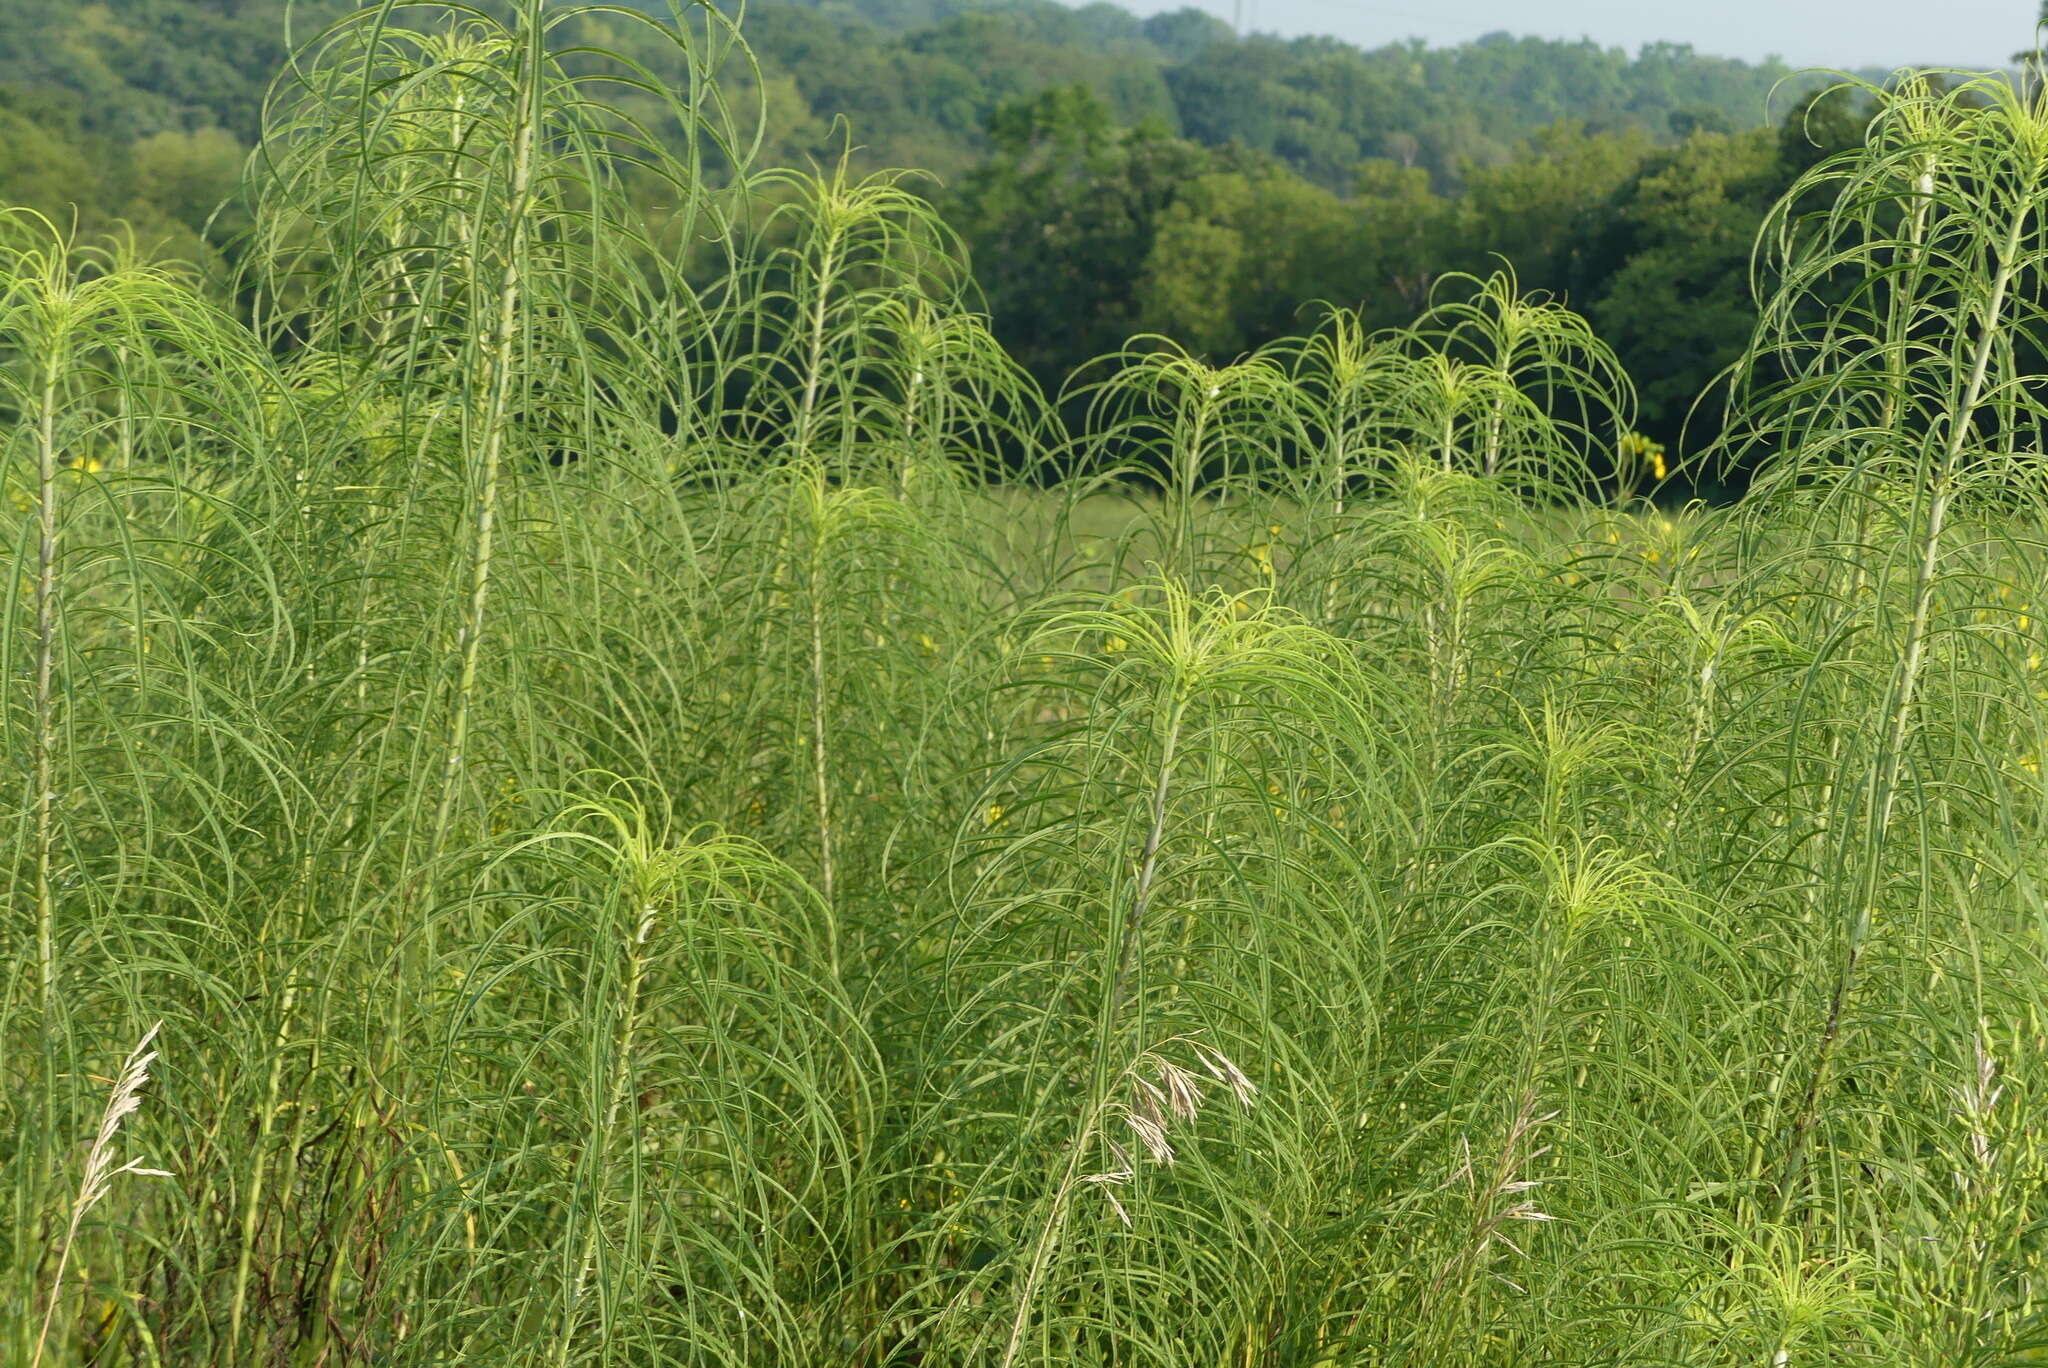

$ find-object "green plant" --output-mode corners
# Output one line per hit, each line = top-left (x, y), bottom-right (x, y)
(8, 20), (2048, 1368)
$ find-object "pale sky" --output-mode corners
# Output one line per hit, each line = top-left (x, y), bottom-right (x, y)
(1095, 0), (2035, 71)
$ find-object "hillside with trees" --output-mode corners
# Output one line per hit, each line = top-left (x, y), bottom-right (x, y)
(728, 0), (1830, 186)
(0, 0), (1896, 474)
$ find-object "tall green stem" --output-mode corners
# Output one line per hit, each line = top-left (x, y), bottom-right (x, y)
(1775, 192), (2030, 1206)
(423, 27), (541, 871)
(559, 887), (658, 1357)
(31, 355), (61, 1013)
(998, 688), (1187, 1368)
(1172, 405), (1210, 586)
(806, 506), (841, 974)
(793, 234), (842, 463)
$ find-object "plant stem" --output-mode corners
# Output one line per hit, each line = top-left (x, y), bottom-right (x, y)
(559, 887), (659, 1358)
(1171, 401), (1210, 586)
(794, 233), (842, 463)
(997, 686), (1188, 1368)
(807, 499), (841, 975)
(423, 22), (541, 872)
(32, 355), (61, 1013)
(1775, 191), (2029, 1209)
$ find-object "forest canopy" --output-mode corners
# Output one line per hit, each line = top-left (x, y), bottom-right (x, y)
(0, 0), (1893, 477)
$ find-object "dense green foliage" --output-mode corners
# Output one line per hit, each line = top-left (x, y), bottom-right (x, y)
(10, 4), (2048, 1366)
(0, 0), (1819, 179)
(940, 89), (1873, 465)
(730, 0), (1822, 185)
(0, 0), (1889, 472)
(0, 0), (1826, 181)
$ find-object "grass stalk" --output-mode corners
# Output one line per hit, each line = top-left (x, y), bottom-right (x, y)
(422, 21), (542, 874)
(1775, 191), (2030, 1208)
(30, 353), (60, 1013)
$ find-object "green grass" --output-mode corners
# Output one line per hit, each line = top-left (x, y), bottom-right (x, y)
(5, 10), (2048, 1365)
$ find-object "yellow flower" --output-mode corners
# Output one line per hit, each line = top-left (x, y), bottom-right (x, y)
(1104, 635), (1128, 653)
(1621, 430), (1666, 481)
(984, 803), (1005, 827)
(918, 632), (938, 653)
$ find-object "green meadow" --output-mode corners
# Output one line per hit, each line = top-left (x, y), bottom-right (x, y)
(6, 4), (2048, 1364)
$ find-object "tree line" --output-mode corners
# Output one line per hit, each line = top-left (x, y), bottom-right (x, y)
(0, 0), (1906, 479)
(944, 82), (1873, 483)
